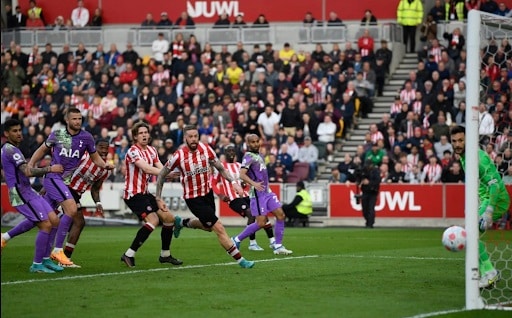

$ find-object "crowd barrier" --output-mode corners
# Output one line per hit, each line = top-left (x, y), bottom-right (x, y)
(2, 183), (511, 228)
(2, 23), (400, 48)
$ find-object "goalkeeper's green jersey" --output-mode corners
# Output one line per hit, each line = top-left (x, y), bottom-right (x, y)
(460, 149), (507, 206)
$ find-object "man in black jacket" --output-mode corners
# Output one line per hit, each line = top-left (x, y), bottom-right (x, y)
(359, 159), (381, 228)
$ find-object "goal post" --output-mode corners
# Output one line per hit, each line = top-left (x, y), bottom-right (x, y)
(465, 9), (483, 309)
(465, 10), (512, 311)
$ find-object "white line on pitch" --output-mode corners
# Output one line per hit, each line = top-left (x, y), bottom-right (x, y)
(334, 254), (463, 261)
(1, 255), (319, 286)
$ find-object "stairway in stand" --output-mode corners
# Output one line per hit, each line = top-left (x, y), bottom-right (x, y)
(317, 53), (420, 181)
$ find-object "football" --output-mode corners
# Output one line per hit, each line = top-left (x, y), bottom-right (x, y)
(442, 226), (467, 252)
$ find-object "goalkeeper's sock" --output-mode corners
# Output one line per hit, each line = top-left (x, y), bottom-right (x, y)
(478, 240), (494, 274)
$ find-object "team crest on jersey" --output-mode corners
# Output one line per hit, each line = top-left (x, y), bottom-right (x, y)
(147, 205), (152, 211)
(79, 140), (83, 148)
(200, 154), (206, 160)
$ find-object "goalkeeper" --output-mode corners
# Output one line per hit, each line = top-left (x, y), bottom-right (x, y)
(450, 126), (510, 289)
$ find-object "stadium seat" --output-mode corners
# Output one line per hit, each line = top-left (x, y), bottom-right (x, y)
(286, 173), (301, 183)
(292, 162), (310, 181)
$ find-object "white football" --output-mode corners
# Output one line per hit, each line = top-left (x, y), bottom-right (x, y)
(442, 226), (467, 252)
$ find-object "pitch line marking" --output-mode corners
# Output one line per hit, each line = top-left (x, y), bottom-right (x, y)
(1, 255), (319, 286)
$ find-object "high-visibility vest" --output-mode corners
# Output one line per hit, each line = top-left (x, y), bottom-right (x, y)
(444, 2), (465, 21)
(296, 189), (313, 215)
(28, 7), (42, 19)
(397, 0), (424, 26)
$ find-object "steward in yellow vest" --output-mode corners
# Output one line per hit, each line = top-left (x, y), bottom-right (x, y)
(283, 181), (313, 225)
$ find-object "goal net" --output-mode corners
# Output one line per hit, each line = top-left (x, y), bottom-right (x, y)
(465, 10), (512, 310)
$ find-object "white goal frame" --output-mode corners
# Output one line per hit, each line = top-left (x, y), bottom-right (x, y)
(465, 10), (512, 311)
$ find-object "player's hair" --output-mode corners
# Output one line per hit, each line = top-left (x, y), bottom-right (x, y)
(3, 118), (21, 132)
(95, 137), (110, 145)
(183, 124), (198, 135)
(450, 125), (465, 136)
(131, 121), (150, 137)
(67, 107), (81, 117)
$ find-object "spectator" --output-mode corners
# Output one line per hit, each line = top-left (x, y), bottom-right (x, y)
(443, 27), (465, 61)
(420, 14), (437, 44)
(27, 0), (46, 25)
(481, 0), (499, 13)
(5, 5), (17, 29)
(13, 5), (27, 28)
(26, 11), (45, 29)
(329, 167), (344, 183)
(317, 113), (336, 155)
(90, 7), (102, 27)
(257, 105), (280, 141)
(253, 14), (269, 27)
(421, 155), (443, 184)
(152, 32), (169, 63)
(141, 13), (156, 27)
(157, 11), (172, 27)
(397, 0), (424, 53)
(303, 11), (316, 26)
(326, 11), (343, 26)
(337, 153), (356, 182)
(298, 136), (319, 181)
(434, 134), (453, 159)
(213, 13), (231, 27)
(233, 14), (247, 27)
(71, 0), (90, 27)
(361, 9), (377, 26)
(365, 142), (386, 166)
(495, 2), (510, 16)
(277, 144), (294, 172)
(387, 162), (406, 183)
(174, 11), (195, 29)
(444, 0), (465, 21)
(104, 44), (121, 66)
(428, 0), (444, 22)
(465, 0), (481, 12)
(479, 103), (495, 146)
(357, 30), (375, 62)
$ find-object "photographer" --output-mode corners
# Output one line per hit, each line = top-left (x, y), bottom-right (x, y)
(357, 159), (381, 228)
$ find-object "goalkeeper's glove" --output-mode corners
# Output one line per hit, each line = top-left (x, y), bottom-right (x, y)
(479, 206), (494, 232)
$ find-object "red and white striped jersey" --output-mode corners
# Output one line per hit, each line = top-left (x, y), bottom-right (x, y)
(68, 153), (110, 194)
(166, 142), (217, 199)
(213, 162), (249, 201)
(123, 144), (159, 199)
(370, 131), (384, 143)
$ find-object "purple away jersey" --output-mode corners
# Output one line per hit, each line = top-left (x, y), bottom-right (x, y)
(241, 151), (271, 198)
(44, 128), (96, 184)
(1, 142), (40, 205)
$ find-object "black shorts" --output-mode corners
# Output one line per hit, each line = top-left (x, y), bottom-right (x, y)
(229, 197), (250, 217)
(124, 193), (158, 221)
(69, 187), (82, 206)
(185, 191), (217, 228)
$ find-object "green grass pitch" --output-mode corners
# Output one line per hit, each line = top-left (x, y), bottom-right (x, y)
(1, 226), (511, 318)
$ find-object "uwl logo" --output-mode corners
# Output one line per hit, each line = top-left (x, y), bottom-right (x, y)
(187, 1), (243, 18)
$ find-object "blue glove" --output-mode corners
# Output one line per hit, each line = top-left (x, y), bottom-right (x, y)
(479, 206), (494, 231)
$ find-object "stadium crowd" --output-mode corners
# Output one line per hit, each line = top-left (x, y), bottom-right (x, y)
(1, 0), (511, 189)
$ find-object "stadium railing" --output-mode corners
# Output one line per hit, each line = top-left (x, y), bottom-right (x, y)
(2, 22), (399, 48)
